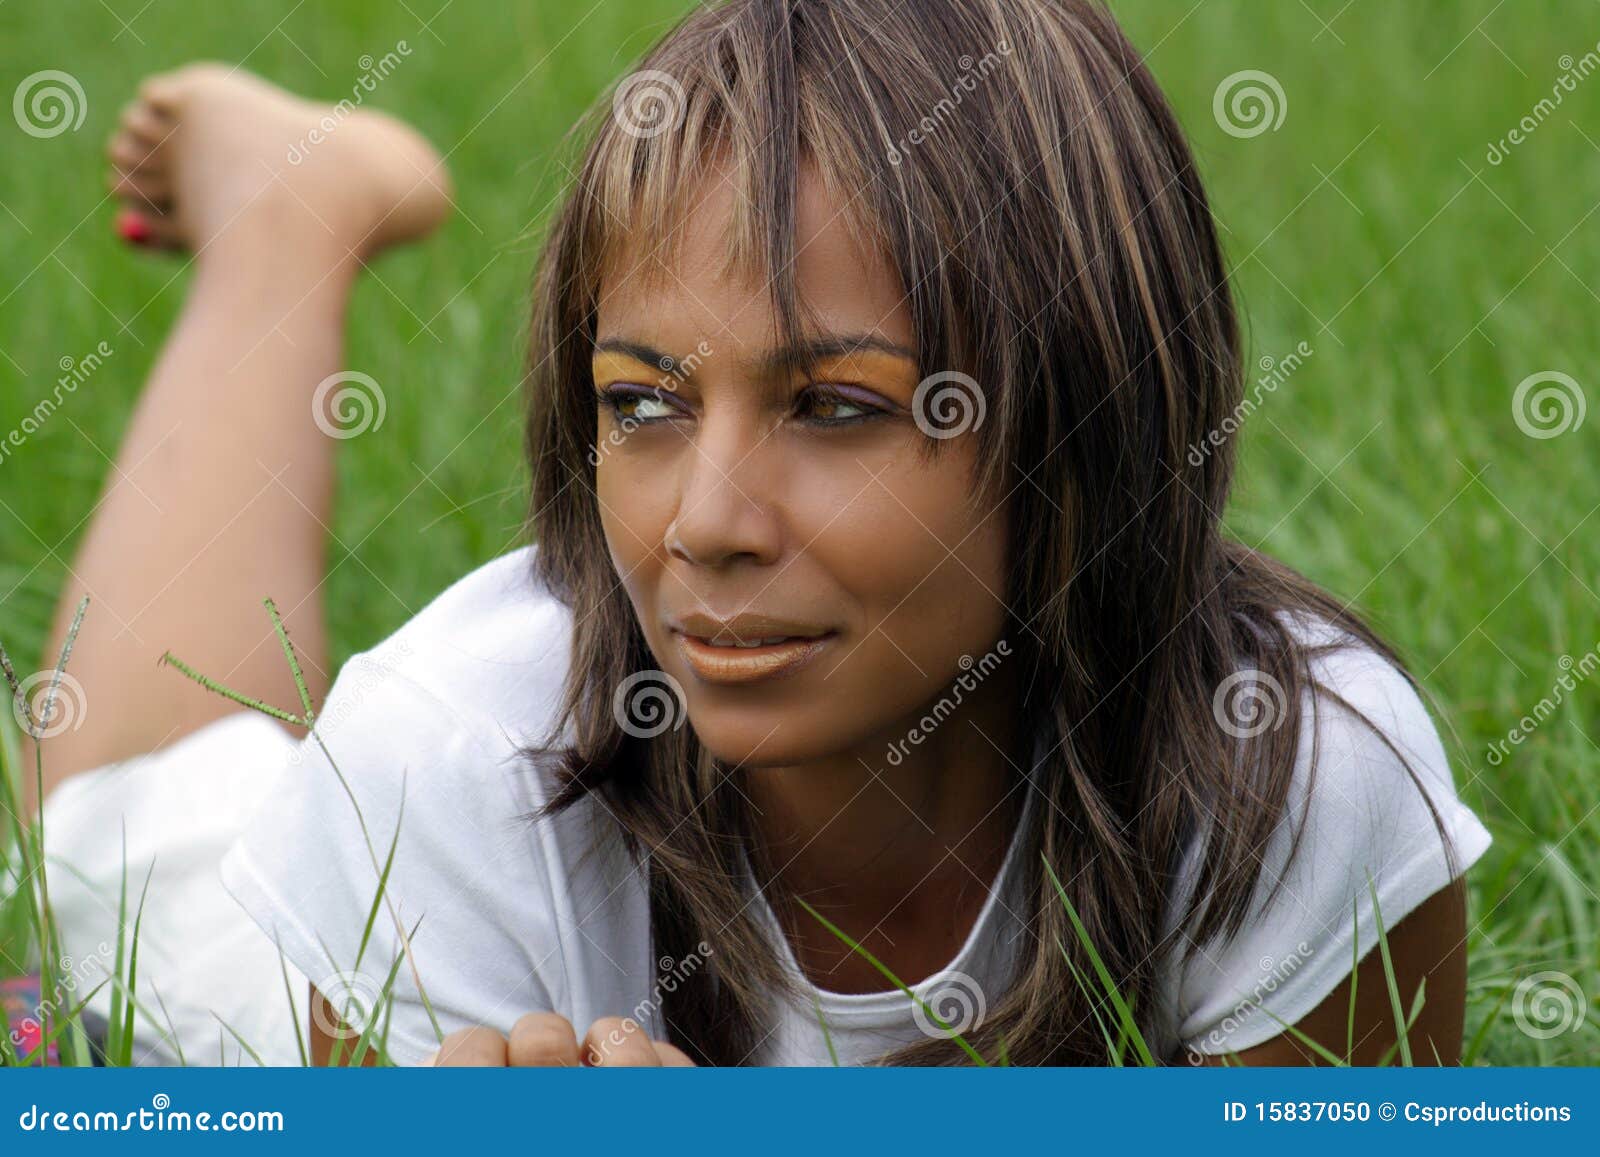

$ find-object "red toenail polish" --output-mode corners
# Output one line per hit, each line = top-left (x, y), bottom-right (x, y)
(116, 209), (151, 244)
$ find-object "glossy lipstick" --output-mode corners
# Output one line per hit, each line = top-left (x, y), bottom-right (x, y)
(670, 613), (833, 686)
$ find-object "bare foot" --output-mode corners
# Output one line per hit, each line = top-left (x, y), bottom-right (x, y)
(105, 62), (452, 259)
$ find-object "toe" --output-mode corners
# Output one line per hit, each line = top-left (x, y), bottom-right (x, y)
(118, 100), (175, 149)
(106, 163), (171, 212)
(105, 131), (160, 174)
(137, 70), (192, 116)
(113, 207), (184, 252)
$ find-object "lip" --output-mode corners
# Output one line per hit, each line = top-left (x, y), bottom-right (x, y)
(668, 612), (835, 686)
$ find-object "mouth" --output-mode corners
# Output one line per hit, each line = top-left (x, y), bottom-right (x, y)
(669, 614), (835, 686)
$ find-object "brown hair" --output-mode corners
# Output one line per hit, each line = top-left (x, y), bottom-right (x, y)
(523, 0), (1452, 1064)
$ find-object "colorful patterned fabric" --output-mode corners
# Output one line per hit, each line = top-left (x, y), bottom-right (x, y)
(2, 974), (58, 1066)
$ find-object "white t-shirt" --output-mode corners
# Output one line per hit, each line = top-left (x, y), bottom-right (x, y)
(219, 547), (1492, 1066)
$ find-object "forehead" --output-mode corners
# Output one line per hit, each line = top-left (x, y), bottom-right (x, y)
(594, 162), (913, 357)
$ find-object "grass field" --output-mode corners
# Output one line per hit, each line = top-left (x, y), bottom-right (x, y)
(2, 0), (1598, 1063)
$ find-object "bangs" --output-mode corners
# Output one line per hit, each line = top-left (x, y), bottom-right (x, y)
(571, 15), (890, 342)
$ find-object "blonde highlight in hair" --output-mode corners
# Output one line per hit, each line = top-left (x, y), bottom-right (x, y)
(524, 0), (1452, 1065)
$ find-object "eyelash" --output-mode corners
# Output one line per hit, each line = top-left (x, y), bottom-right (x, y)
(595, 384), (888, 428)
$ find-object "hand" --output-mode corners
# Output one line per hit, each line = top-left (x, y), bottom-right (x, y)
(427, 1012), (696, 1067)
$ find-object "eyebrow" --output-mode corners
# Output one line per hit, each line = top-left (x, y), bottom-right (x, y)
(592, 333), (917, 376)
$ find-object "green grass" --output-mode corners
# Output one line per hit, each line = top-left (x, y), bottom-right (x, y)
(3, 0), (1599, 1064)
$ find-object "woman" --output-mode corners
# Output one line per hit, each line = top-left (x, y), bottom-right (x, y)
(27, 0), (1489, 1067)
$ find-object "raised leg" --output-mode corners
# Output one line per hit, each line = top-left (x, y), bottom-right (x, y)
(24, 64), (451, 810)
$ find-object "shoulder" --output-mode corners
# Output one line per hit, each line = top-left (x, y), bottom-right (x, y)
(1280, 611), (1466, 852)
(334, 545), (574, 745)
(222, 548), (649, 1061)
(1160, 611), (1492, 1059)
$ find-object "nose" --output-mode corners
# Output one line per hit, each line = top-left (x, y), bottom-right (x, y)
(665, 414), (783, 568)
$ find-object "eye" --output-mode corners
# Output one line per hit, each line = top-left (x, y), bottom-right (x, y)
(793, 385), (884, 426)
(598, 384), (683, 422)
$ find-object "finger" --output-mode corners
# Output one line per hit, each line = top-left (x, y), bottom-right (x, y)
(582, 1017), (661, 1067)
(652, 1040), (698, 1067)
(433, 1026), (508, 1067)
(507, 1011), (582, 1067)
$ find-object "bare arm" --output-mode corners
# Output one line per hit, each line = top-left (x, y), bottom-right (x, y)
(1195, 879), (1469, 1066)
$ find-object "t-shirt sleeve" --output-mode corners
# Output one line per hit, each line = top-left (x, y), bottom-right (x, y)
(218, 655), (565, 1065)
(1169, 643), (1493, 1060)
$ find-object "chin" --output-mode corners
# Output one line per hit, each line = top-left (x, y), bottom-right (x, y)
(685, 708), (867, 768)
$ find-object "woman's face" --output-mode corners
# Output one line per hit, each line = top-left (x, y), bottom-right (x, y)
(592, 167), (1011, 767)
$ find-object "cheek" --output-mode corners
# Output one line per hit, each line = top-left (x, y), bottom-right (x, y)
(595, 455), (674, 591)
(804, 448), (1010, 670)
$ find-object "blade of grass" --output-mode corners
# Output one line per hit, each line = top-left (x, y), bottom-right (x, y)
(1366, 876), (1412, 1066)
(276, 939), (310, 1067)
(813, 996), (840, 1067)
(797, 898), (987, 1065)
(1461, 980), (1513, 1065)
(213, 1014), (267, 1066)
(1041, 857), (1156, 1066)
